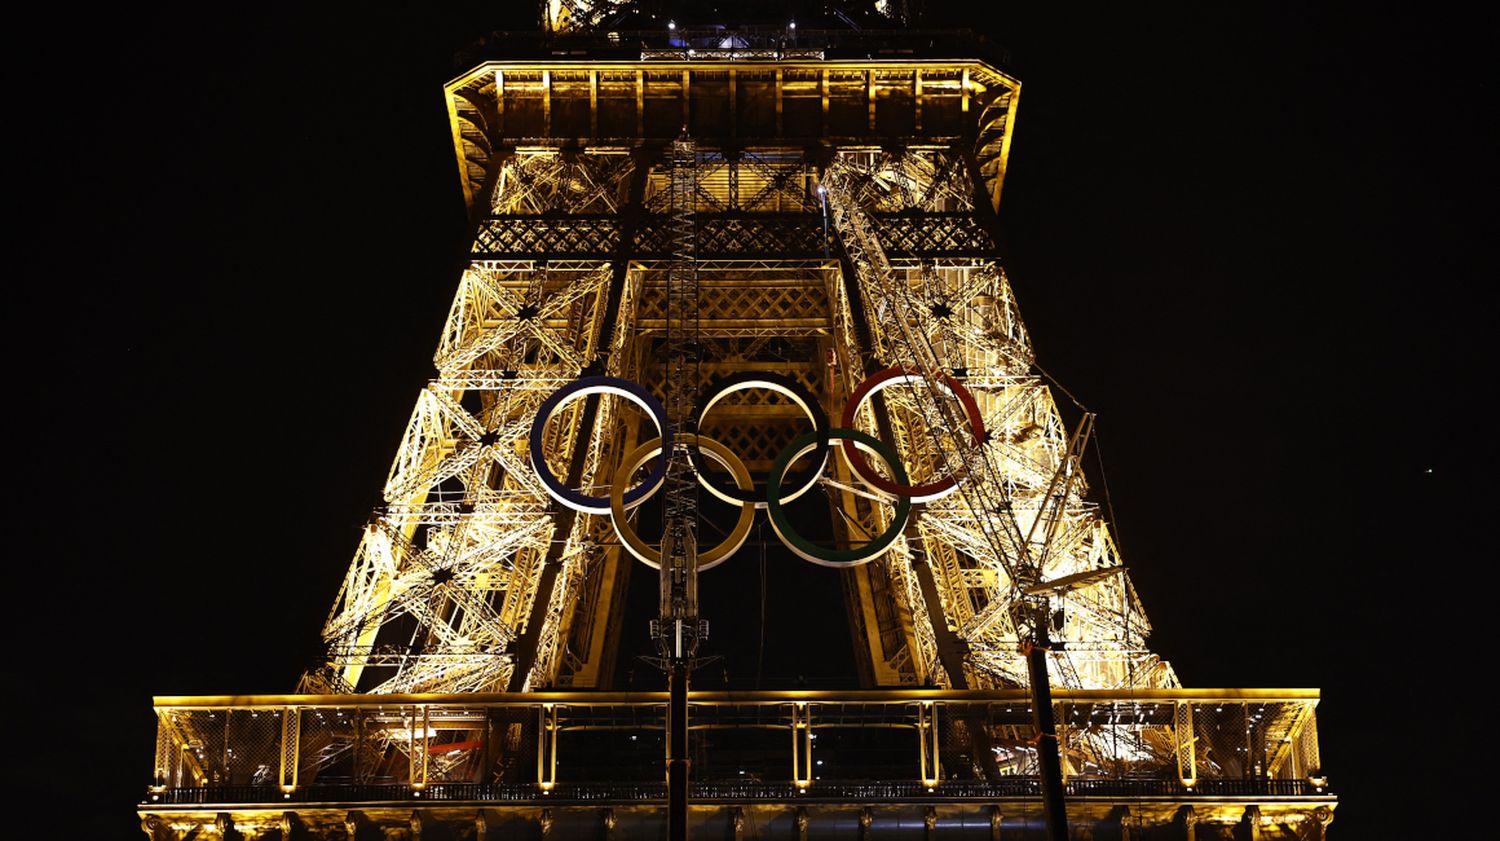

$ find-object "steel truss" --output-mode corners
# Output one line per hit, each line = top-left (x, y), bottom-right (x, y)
(311, 139), (1176, 699)
(821, 147), (1174, 691)
(315, 24), (1173, 702)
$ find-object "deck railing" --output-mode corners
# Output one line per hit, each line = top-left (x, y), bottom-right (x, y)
(147, 688), (1328, 805)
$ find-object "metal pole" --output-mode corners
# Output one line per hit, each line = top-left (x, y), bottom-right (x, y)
(660, 133), (700, 841)
(1025, 615), (1069, 841)
(667, 659), (690, 841)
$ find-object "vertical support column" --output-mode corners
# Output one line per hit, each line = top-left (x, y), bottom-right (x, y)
(542, 70), (552, 137)
(1055, 702), (1068, 783)
(775, 70), (784, 136)
(1025, 635), (1068, 841)
(1175, 701), (1197, 788)
(729, 69), (738, 139)
(820, 69), (830, 135)
(636, 70), (645, 137)
(589, 71), (599, 138)
(961, 68), (970, 114)
(407, 705), (430, 792)
(658, 136), (700, 668)
(791, 702), (813, 790)
(666, 663), (690, 841)
(538, 703), (559, 791)
(917, 700), (941, 788)
(914, 69), (923, 132)
(279, 707), (301, 794)
(1242, 702), (1254, 779)
(681, 70), (691, 130)
(495, 69), (505, 134)
(867, 70), (877, 131)
(151, 712), (173, 791)
(1300, 707), (1325, 787)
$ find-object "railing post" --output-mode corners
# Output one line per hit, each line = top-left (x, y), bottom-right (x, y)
(917, 700), (940, 788)
(409, 705), (429, 791)
(791, 702), (813, 790)
(538, 703), (559, 791)
(151, 712), (173, 793)
(1174, 701), (1196, 789)
(1055, 702), (1068, 783)
(279, 707), (301, 795)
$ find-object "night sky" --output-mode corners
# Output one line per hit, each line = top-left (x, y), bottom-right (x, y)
(11, 3), (1490, 838)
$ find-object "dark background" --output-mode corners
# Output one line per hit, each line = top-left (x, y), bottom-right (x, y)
(9, 2), (1491, 837)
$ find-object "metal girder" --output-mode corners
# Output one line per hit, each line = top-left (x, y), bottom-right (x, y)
(318, 93), (1174, 700)
(470, 211), (993, 261)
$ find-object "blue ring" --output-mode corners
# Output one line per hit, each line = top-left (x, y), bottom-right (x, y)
(530, 376), (671, 513)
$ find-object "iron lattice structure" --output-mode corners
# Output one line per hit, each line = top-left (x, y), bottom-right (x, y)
(139, 14), (1338, 841)
(307, 27), (1178, 700)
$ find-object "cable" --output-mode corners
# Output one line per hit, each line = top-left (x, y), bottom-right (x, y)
(1031, 360), (1089, 415)
(1091, 425), (1123, 558)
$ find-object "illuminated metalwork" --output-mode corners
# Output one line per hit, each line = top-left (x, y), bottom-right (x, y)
(142, 689), (1334, 838)
(141, 7), (1336, 838)
(313, 46), (1172, 698)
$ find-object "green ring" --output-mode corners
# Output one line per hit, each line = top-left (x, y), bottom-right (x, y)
(766, 428), (912, 568)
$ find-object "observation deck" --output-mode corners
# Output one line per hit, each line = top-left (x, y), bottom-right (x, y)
(443, 27), (1021, 215)
(140, 688), (1334, 838)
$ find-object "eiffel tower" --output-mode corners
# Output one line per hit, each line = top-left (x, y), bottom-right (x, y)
(140, 4), (1336, 839)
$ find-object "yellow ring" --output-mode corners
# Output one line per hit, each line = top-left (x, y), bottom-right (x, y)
(609, 434), (755, 571)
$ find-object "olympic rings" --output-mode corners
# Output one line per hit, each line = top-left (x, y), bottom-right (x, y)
(529, 376), (670, 513)
(528, 367), (979, 568)
(688, 371), (829, 508)
(767, 428), (912, 567)
(839, 366), (986, 503)
(609, 434), (755, 571)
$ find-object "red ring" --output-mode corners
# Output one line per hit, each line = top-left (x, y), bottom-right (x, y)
(839, 366), (985, 501)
